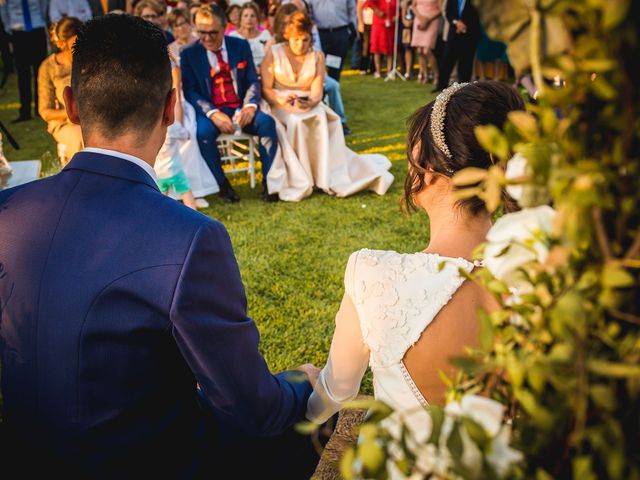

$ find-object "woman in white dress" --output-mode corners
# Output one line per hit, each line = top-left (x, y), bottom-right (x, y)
(228, 1), (272, 69)
(260, 12), (394, 202)
(306, 81), (525, 474)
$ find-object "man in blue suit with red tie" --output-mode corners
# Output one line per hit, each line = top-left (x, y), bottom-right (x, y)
(181, 4), (279, 203)
(0, 14), (322, 478)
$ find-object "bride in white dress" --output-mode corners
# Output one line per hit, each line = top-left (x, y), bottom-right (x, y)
(306, 81), (526, 475)
(260, 12), (394, 202)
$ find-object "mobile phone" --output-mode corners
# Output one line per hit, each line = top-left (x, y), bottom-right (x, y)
(297, 95), (310, 101)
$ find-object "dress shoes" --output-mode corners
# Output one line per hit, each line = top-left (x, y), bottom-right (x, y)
(218, 182), (240, 203)
(11, 114), (31, 124)
(260, 180), (279, 202)
(342, 124), (352, 136)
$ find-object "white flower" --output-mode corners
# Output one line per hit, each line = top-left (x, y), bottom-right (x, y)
(486, 425), (524, 477)
(484, 206), (556, 292)
(505, 153), (528, 203)
(445, 395), (504, 436)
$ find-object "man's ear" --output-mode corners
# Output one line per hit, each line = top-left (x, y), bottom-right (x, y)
(162, 88), (177, 127)
(63, 86), (81, 125)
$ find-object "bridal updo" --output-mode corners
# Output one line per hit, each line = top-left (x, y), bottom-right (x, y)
(403, 80), (525, 215)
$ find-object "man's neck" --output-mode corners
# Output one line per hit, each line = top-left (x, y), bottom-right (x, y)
(84, 137), (158, 168)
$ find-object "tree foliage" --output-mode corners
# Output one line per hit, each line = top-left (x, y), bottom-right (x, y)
(339, 1), (640, 478)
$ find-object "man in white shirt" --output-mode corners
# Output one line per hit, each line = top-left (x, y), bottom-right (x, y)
(49, 0), (93, 22)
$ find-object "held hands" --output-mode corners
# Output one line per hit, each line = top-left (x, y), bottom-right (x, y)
(296, 363), (321, 387)
(210, 111), (235, 134)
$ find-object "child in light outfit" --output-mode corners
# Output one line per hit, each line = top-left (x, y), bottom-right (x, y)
(154, 63), (198, 210)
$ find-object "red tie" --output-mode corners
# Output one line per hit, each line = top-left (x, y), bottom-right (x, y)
(210, 49), (241, 108)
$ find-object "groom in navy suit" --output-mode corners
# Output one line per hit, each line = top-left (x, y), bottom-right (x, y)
(0, 14), (322, 478)
(182, 4), (279, 203)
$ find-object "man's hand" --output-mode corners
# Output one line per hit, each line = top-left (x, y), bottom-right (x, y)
(210, 111), (235, 134)
(296, 363), (320, 387)
(236, 106), (256, 128)
(455, 20), (467, 34)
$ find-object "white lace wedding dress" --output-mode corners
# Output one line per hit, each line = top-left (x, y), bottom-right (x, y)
(262, 44), (394, 201)
(307, 249), (476, 470)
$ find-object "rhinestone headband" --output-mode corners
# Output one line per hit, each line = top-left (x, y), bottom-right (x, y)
(430, 82), (469, 162)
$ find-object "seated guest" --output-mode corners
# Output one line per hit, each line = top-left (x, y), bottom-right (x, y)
(229, 1), (272, 69)
(181, 5), (279, 203)
(167, 7), (198, 63)
(37, 16), (84, 166)
(268, 1), (352, 134)
(260, 12), (393, 201)
(134, 0), (175, 43)
(306, 83), (525, 476)
(225, 3), (241, 32)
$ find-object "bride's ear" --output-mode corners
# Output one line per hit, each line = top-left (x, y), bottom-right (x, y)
(423, 171), (435, 186)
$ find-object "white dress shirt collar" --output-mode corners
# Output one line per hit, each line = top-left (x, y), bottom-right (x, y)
(205, 38), (228, 67)
(82, 147), (157, 181)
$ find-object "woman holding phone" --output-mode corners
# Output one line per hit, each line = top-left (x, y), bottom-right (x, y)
(261, 12), (393, 201)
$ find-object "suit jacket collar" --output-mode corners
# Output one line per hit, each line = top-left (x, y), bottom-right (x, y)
(63, 151), (160, 193)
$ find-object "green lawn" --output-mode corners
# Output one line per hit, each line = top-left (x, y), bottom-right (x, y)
(0, 70), (437, 392)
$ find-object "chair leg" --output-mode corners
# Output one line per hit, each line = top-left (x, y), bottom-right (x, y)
(249, 138), (256, 189)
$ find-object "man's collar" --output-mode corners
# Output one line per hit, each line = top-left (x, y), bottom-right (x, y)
(81, 147), (157, 181)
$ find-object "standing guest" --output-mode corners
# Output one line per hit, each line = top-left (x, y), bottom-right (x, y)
(0, 16), (13, 89)
(134, 0), (175, 43)
(0, 0), (48, 123)
(399, 0), (413, 79)
(189, 1), (202, 22)
(87, 0), (133, 16)
(229, 2), (271, 69)
(181, 5), (279, 203)
(434, 0), (479, 92)
(306, 0), (356, 81)
(37, 16), (84, 166)
(356, 0), (374, 75)
(168, 7), (198, 62)
(50, 0), (93, 22)
(364, 0), (397, 79)
(408, 0), (441, 84)
(0, 14), (323, 478)
(225, 3), (240, 32)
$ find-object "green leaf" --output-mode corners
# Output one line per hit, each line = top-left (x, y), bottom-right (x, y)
(358, 439), (386, 475)
(602, 0), (630, 29)
(474, 125), (510, 159)
(479, 309), (494, 352)
(447, 422), (464, 461)
(527, 364), (547, 394)
(294, 421), (319, 434)
(601, 265), (635, 288)
(452, 167), (489, 186)
(579, 59), (617, 72)
(506, 354), (526, 388)
(573, 456), (597, 480)
(462, 417), (491, 448)
(589, 384), (617, 411)
(508, 111), (538, 141)
(340, 447), (356, 480)
(591, 76), (618, 100)
(588, 360), (640, 378)
(428, 405), (445, 444)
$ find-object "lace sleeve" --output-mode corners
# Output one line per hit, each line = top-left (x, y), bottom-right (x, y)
(306, 253), (370, 423)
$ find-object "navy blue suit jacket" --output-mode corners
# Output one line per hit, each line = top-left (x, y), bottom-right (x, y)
(0, 152), (311, 476)
(181, 37), (261, 117)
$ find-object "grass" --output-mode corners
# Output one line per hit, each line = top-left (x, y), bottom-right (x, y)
(0, 69), (437, 393)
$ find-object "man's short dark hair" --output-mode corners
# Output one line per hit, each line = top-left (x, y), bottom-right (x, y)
(71, 15), (172, 141)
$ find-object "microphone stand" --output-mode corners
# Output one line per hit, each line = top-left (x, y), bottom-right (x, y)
(385, 0), (407, 82)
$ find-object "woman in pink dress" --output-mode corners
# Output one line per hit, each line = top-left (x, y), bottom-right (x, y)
(364, 0), (397, 79)
(408, 0), (441, 84)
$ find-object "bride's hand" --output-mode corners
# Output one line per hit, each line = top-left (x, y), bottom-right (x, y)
(296, 363), (320, 386)
(295, 96), (314, 110)
(277, 93), (297, 107)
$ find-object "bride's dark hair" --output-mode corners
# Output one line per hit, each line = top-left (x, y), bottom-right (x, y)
(403, 80), (525, 215)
